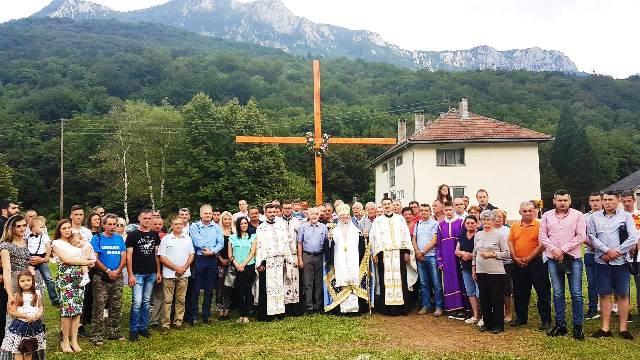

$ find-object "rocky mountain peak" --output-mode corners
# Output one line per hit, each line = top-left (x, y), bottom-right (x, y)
(30, 0), (580, 73)
(33, 0), (114, 19)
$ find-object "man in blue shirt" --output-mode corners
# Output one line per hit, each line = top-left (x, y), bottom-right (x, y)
(588, 191), (639, 340)
(411, 204), (442, 316)
(297, 206), (328, 312)
(187, 204), (224, 324)
(90, 213), (126, 346)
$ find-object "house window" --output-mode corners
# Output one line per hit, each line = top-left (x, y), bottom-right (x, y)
(396, 156), (403, 166)
(382, 163), (388, 173)
(390, 191), (396, 200)
(451, 186), (465, 199)
(436, 148), (465, 166)
(397, 190), (405, 199)
(389, 160), (396, 187)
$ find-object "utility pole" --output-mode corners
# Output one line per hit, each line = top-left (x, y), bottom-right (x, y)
(59, 118), (64, 219)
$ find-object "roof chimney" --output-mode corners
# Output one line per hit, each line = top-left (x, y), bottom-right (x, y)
(414, 110), (425, 134)
(459, 97), (469, 119)
(397, 119), (407, 142)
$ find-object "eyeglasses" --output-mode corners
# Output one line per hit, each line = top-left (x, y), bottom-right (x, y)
(116, 224), (125, 227)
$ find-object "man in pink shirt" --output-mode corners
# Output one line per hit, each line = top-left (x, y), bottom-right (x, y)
(539, 190), (586, 340)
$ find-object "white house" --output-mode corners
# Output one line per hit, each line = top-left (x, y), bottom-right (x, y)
(372, 98), (552, 220)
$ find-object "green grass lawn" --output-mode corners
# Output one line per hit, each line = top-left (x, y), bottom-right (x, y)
(40, 270), (640, 359)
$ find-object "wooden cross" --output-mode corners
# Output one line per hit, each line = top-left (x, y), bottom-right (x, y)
(236, 60), (396, 205)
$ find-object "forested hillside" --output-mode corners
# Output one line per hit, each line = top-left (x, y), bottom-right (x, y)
(1, 18), (639, 216)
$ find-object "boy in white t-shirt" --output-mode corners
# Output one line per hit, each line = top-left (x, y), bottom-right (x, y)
(157, 217), (195, 330)
(26, 216), (60, 305)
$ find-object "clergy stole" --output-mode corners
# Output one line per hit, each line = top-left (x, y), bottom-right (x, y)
(282, 216), (301, 304)
(371, 214), (415, 306)
(256, 221), (294, 316)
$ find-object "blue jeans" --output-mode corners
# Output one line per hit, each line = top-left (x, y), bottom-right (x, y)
(129, 273), (156, 332)
(187, 255), (218, 321)
(595, 263), (630, 297)
(416, 256), (444, 309)
(38, 263), (59, 304)
(547, 258), (584, 327)
(583, 253), (598, 312)
(461, 269), (479, 297)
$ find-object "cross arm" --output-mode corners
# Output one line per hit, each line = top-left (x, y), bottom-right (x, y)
(329, 137), (397, 145)
(235, 136), (307, 144)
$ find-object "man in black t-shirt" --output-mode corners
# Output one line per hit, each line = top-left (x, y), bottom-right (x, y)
(0, 200), (19, 231)
(126, 209), (161, 342)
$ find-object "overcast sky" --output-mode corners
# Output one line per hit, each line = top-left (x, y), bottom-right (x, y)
(2, 0), (638, 78)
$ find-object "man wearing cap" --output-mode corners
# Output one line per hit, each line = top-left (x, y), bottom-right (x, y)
(324, 204), (370, 314)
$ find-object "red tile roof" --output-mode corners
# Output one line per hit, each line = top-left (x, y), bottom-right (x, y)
(410, 110), (551, 142)
(371, 109), (552, 166)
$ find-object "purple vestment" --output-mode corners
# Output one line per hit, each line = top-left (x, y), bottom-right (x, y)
(436, 218), (467, 312)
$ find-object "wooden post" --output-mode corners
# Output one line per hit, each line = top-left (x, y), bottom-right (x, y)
(59, 118), (64, 219)
(235, 60), (396, 206)
(313, 60), (323, 205)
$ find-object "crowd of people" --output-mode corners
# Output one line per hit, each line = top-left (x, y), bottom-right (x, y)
(0, 183), (639, 357)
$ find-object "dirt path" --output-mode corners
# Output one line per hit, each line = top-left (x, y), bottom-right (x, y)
(364, 312), (541, 356)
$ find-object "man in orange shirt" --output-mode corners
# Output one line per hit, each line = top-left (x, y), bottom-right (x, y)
(508, 201), (552, 330)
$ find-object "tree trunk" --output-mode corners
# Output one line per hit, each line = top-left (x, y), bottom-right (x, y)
(144, 149), (156, 210)
(118, 132), (131, 223)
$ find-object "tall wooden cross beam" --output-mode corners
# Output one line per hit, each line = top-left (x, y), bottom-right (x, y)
(236, 60), (396, 205)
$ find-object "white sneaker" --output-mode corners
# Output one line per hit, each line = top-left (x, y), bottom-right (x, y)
(465, 317), (478, 324)
(80, 274), (91, 287)
(477, 318), (484, 327)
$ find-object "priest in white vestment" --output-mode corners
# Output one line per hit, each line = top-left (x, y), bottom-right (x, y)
(323, 204), (370, 314)
(280, 200), (303, 315)
(370, 197), (418, 316)
(255, 204), (295, 321)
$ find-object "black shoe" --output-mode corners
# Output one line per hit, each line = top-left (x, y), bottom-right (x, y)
(448, 311), (466, 321)
(573, 325), (585, 340)
(78, 325), (89, 338)
(547, 325), (567, 337)
(186, 319), (197, 326)
(202, 318), (210, 324)
(139, 329), (150, 338)
(479, 325), (490, 332)
(591, 329), (612, 338)
(129, 332), (139, 342)
(491, 327), (504, 334)
(620, 331), (634, 340)
(538, 322), (552, 331)
(585, 309), (600, 320)
(510, 320), (527, 327)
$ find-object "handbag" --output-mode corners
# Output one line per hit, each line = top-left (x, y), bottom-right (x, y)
(18, 337), (38, 353)
(619, 223), (640, 275)
(224, 264), (237, 287)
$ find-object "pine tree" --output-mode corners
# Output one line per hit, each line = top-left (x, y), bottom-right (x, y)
(550, 106), (578, 177)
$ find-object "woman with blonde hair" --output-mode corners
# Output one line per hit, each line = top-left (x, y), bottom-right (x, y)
(493, 209), (513, 323)
(217, 211), (235, 320)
